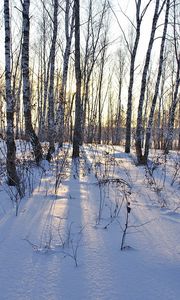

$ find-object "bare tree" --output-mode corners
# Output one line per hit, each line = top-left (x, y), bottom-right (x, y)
(72, 0), (82, 157)
(21, 0), (43, 164)
(114, 47), (126, 145)
(38, 3), (50, 141)
(165, 0), (180, 153)
(4, 0), (20, 186)
(156, 58), (167, 149)
(97, 34), (107, 144)
(46, 0), (58, 161)
(125, 0), (153, 153)
(81, 0), (108, 143)
(144, 0), (170, 162)
(56, 0), (75, 147)
(135, 0), (166, 164)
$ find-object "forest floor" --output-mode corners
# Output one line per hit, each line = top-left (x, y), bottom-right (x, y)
(0, 142), (179, 300)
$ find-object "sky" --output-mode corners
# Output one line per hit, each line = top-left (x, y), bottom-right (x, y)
(0, 0), (164, 65)
(0, 0), (166, 113)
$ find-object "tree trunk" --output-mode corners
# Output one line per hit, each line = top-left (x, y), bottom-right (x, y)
(135, 0), (164, 164)
(39, 7), (48, 141)
(125, 0), (153, 153)
(157, 63), (166, 149)
(115, 49), (125, 145)
(98, 39), (107, 144)
(178, 100), (180, 150)
(4, 0), (20, 187)
(165, 63), (180, 153)
(72, 0), (82, 158)
(81, 0), (108, 143)
(57, 1), (74, 148)
(46, 0), (58, 161)
(21, 0), (42, 164)
(164, 0), (180, 154)
(144, 0), (170, 162)
(125, 0), (142, 153)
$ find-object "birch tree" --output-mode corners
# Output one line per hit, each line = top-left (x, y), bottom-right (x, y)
(155, 58), (167, 149)
(46, 0), (58, 161)
(12, 35), (22, 140)
(135, 0), (166, 164)
(4, 0), (20, 186)
(72, 0), (82, 157)
(144, 0), (170, 162)
(165, 0), (180, 153)
(56, 0), (75, 147)
(125, 0), (153, 153)
(21, 0), (43, 164)
(114, 49), (123, 145)
(97, 34), (107, 144)
(81, 0), (108, 143)
(38, 3), (50, 141)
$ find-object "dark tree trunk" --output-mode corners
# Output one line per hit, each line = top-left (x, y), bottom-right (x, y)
(57, 0), (74, 147)
(72, 0), (82, 158)
(46, 0), (58, 161)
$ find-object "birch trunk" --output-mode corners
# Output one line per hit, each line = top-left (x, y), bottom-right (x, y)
(57, 0), (74, 147)
(22, 0), (42, 164)
(39, 7), (48, 141)
(178, 100), (180, 150)
(81, 0), (92, 143)
(125, 0), (153, 153)
(165, 0), (180, 153)
(15, 72), (22, 139)
(46, 0), (58, 161)
(157, 63), (166, 149)
(135, 0), (165, 163)
(115, 53), (124, 145)
(98, 35), (107, 144)
(144, 0), (170, 162)
(72, 0), (82, 157)
(4, 0), (20, 187)
(125, 0), (142, 153)
(165, 61), (180, 153)
(97, 55), (105, 144)
(81, 0), (108, 143)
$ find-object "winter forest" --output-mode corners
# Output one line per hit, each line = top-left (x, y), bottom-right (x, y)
(0, 0), (180, 299)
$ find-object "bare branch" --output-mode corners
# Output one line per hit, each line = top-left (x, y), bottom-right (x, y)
(14, 5), (23, 14)
(107, 1), (132, 55)
(158, 0), (167, 18)
(141, 0), (153, 20)
(118, 3), (136, 30)
(39, 0), (54, 23)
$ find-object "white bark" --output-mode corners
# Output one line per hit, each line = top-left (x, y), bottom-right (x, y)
(21, 0), (43, 163)
(4, 0), (19, 187)
(135, 0), (166, 163)
(144, 0), (170, 161)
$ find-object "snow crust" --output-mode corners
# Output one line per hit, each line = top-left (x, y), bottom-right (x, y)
(0, 144), (179, 300)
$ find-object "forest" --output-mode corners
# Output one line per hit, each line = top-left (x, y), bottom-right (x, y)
(0, 0), (179, 299)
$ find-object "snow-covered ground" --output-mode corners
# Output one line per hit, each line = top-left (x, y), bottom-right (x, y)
(0, 143), (179, 300)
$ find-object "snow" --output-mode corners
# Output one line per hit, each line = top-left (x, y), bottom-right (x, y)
(0, 143), (179, 300)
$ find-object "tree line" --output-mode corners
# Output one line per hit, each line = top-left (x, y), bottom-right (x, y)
(1, 0), (180, 188)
